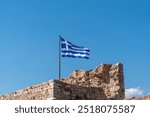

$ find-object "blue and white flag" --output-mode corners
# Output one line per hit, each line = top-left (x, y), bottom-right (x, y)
(60, 36), (90, 59)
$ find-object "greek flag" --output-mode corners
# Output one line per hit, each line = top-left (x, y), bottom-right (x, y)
(60, 36), (90, 59)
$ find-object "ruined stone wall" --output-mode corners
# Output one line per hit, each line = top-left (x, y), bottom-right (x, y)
(62, 63), (125, 100)
(0, 80), (54, 100)
(0, 63), (125, 100)
(53, 80), (107, 100)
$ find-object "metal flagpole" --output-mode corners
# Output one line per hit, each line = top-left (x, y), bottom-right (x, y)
(58, 35), (61, 80)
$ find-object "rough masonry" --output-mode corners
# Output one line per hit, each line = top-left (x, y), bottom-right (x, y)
(0, 63), (125, 100)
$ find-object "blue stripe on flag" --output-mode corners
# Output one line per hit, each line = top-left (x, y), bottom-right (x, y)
(62, 54), (89, 59)
(62, 50), (89, 55)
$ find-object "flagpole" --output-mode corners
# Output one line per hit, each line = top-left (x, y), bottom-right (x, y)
(58, 36), (61, 80)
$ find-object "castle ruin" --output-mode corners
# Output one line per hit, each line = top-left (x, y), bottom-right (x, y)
(0, 63), (125, 100)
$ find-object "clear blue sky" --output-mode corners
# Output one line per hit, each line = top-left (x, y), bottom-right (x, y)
(0, 0), (150, 95)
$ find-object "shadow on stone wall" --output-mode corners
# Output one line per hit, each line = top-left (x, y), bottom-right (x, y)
(53, 80), (107, 100)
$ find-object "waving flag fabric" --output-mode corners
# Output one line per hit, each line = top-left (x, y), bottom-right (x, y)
(60, 36), (90, 59)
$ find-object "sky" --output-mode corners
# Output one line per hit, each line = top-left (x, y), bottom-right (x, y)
(0, 0), (150, 97)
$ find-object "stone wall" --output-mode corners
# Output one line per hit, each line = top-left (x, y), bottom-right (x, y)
(0, 80), (54, 100)
(61, 63), (124, 99)
(0, 63), (125, 100)
(53, 80), (107, 100)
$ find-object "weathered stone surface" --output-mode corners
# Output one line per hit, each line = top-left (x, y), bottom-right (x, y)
(53, 80), (107, 100)
(0, 80), (54, 100)
(62, 63), (125, 100)
(0, 63), (125, 100)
